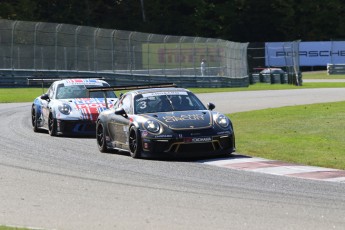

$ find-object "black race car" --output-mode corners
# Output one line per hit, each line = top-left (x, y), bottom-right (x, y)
(95, 85), (235, 158)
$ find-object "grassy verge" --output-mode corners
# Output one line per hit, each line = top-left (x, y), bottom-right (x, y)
(190, 82), (345, 93)
(302, 70), (345, 79)
(0, 226), (31, 230)
(230, 101), (345, 170)
(0, 88), (45, 103)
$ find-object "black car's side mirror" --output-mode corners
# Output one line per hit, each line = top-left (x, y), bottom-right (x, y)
(115, 107), (127, 117)
(207, 102), (215, 111)
(40, 94), (49, 101)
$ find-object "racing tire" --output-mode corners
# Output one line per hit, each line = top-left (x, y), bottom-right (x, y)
(31, 106), (39, 132)
(96, 121), (108, 153)
(129, 126), (142, 158)
(48, 113), (57, 136)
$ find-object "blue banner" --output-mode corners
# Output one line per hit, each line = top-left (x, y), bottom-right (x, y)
(265, 41), (345, 66)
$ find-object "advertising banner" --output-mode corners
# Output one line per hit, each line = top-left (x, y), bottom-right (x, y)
(142, 43), (224, 69)
(266, 41), (345, 66)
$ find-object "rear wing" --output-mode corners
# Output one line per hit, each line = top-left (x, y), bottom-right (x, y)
(87, 83), (177, 109)
(27, 76), (104, 93)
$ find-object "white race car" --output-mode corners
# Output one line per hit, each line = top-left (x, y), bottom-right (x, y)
(31, 78), (117, 136)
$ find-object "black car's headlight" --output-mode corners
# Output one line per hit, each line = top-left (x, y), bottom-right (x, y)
(216, 114), (230, 128)
(144, 120), (161, 133)
(58, 103), (72, 115)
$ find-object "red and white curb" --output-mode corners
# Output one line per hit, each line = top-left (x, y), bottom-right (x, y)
(200, 155), (345, 183)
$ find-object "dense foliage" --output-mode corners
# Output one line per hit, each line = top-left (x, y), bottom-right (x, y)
(1, 0), (344, 42)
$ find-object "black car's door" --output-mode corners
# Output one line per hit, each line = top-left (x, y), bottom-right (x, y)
(109, 94), (132, 148)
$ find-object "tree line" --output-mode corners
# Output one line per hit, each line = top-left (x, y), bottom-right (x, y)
(1, 0), (344, 42)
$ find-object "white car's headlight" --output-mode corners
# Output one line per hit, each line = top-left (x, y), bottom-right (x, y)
(144, 120), (160, 133)
(58, 103), (72, 115)
(216, 114), (230, 128)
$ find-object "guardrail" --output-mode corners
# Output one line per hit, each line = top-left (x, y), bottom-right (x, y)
(0, 70), (249, 88)
(327, 64), (345, 75)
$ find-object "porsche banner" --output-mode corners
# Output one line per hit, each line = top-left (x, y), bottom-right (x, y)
(266, 41), (345, 66)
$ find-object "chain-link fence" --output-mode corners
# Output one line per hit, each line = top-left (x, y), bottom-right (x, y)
(0, 19), (249, 79)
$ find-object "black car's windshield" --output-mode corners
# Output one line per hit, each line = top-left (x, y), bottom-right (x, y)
(56, 83), (116, 99)
(134, 91), (206, 114)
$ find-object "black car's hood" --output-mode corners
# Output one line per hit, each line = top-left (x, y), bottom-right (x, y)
(144, 110), (213, 130)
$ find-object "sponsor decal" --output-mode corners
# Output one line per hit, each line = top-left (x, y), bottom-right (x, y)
(141, 130), (149, 137)
(74, 98), (107, 107)
(266, 41), (345, 66)
(154, 134), (173, 138)
(163, 114), (204, 123)
(73, 99), (113, 121)
(64, 79), (103, 86)
(217, 131), (231, 135)
(142, 43), (224, 69)
(184, 137), (212, 143)
(142, 91), (188, 97)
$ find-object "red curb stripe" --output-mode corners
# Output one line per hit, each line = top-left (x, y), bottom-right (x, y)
(223, 160), (298, 170)
(201, 156), (345, 182)
(287, 170), (345, 180)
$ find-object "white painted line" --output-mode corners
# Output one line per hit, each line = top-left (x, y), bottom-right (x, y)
(324, 177), (345, 182)
(201, 157), (268, 166)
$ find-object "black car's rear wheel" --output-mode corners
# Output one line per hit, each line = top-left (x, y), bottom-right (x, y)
(31, 106), (39, 132)
(129, 126), (142, 158)
(48, 113), (57, 136)
(96, 121), (108, 153)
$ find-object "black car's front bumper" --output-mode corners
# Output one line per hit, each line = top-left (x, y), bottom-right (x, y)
(140, 134), (235, 158)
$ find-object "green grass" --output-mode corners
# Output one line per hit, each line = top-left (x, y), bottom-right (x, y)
(302, 70), (345, 79)
(190, 82), (345, 93)
(0, 88), (45, 103)
(230, 102), (345, 170)
(0, 226), (32, 230)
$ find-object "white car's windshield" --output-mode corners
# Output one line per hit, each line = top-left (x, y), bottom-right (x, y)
(56, 84), (116, 99)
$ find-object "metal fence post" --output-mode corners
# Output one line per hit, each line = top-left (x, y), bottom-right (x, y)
(11, 21), (18, 70)
(111, 29), (116, 72)
(75, 26), (81, 71)
(147, 34), (153, 75)
(163, 35), (168, 76)
(94, 28), (100, 72)
(128, 32), (134, 75)
(55, 24), (62, 70)
(34, 22), (41, 70)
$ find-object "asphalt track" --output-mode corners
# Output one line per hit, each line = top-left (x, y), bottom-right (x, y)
(1, 88), (345, 230)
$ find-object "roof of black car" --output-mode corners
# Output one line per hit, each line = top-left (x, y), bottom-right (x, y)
(132, 87), (190, 95)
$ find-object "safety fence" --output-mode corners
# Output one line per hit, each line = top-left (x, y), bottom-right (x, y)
(0, 19), (249, 87)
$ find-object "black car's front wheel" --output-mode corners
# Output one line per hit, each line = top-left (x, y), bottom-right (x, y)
(96, 121), (108, 153)
(129, 126), (142, 158)
(48, 113), (57, 136)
